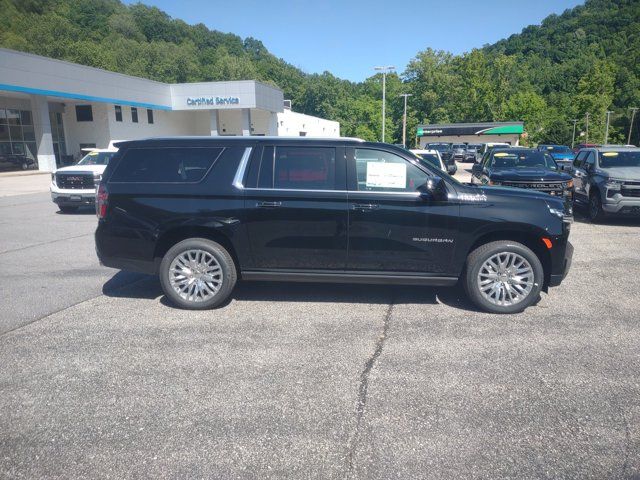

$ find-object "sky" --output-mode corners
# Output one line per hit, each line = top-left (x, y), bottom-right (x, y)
(122, 0), (584, 82)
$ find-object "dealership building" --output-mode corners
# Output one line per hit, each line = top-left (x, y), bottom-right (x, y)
(416, 121), (524, 148)
(0, 48), (340, 172)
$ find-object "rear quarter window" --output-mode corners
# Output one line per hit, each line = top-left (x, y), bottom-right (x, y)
(110, 147), (223, 183)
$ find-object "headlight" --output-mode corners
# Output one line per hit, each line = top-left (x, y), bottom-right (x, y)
(488, 180), (501, 186)
(565, 179), (574, 189)
(605, 179), (623, 190)
(93, 174), (102, 185)
(547, 203), (573, 223)
(51, 172), (56, 186)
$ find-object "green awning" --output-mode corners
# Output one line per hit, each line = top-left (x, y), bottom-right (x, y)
(479, 125), (524, 135)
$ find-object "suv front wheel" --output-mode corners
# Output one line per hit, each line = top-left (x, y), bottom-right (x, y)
(588, 191), (606, 223)
(159, 238), (237, 310)
(464, 240), (543, 314)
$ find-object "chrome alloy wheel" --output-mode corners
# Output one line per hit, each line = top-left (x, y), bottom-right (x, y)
(477, 252), (534, 307)
(168, 249), (223, 302)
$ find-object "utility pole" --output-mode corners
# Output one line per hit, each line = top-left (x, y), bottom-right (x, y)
(374, 66), (395, 143)
(571, 119), (578, 149)
(629, 107), (639, 145)
(585, 112), (590, 144)
(399, 93), (413, 148)
(604, 110), (613, 145)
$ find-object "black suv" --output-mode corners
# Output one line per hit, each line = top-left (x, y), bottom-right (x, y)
(95, 137), (573, 314)
(471, 148), (574, 202)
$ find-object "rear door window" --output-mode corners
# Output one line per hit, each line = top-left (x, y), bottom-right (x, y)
(111, 147), (223, 183)
(258, 146), (336, 190)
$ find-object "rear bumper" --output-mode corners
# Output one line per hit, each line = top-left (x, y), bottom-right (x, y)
(95, 223), (158, 275)
(549, 240), (573, 287)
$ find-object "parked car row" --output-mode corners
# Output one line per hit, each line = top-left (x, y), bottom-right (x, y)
(469, 144), (640, 222)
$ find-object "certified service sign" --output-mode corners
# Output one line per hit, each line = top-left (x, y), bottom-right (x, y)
(187, 96), (240, 107)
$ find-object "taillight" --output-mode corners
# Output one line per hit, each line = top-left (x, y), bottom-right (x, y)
(96, 183), (108, 219)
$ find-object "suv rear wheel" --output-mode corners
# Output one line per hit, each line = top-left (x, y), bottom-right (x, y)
(159, 238), (237, 310)
(464, 240), (543, 314)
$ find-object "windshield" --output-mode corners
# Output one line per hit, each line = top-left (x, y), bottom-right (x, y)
(408, 151), (461, 185)
(453, 144), (466, 149)
(77, 151), (116, 165)
(598, 151), (640, 168)
(544, 145), (572, 153)
(416, 153), (441, 169)
(490, 150), (557, 169)
(427, 143), (450, 152)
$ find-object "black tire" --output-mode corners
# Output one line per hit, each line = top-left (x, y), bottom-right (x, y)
(59, 205), (79, 213)
(464, 240), (544, 314)
(588, 191), (606, 223)
(159, 238), (237, 310)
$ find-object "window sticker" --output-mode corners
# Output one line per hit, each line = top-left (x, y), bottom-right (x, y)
(494, 152), (508, 157)
(602, 152), (619, 157)
(88, 151), (98, 156)
(366, 161), (406, 188)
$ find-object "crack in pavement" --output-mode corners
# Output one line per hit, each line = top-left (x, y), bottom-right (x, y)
(0, 233), (93, 256)
(345, 298), (395, 479)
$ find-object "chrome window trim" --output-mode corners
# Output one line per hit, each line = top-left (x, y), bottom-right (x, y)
(232, 147), (253, 189)
(240, 186), (420, 197)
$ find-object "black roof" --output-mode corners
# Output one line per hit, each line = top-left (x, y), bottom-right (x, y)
(115, 136), (365, 149)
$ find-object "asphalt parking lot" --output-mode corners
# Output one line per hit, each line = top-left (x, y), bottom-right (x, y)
(1, 166), (639, 479)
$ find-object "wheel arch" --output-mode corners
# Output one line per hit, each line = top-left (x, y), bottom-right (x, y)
(467, 229), (552, 290)
(154, 226), (241, 275)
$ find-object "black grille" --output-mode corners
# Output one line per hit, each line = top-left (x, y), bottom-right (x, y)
(501, 181), (565, 194)
(56, 173), (95, 190)
(621, 187), (640, 198)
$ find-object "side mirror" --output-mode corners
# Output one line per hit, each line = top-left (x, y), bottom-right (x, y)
(418, 177), (448, 202)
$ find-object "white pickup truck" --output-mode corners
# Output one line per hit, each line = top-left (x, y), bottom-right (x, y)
(50, 145), (118, 212)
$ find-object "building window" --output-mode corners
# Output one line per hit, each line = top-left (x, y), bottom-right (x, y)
(131, 107), (138, 123)
(115, 105), (122, 122)
(0, 108), (38, 171)
(147, 109), (154, 124)
(75, 105), (93, 122)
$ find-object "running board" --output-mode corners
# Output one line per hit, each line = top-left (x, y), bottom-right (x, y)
(241, 270), (458, 286)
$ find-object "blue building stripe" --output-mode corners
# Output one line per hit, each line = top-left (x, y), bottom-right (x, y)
(0, 83), (172, 111)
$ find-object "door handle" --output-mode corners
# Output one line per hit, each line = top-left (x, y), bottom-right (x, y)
(351, 203), (379, 211)
(256, 201), (282, 208)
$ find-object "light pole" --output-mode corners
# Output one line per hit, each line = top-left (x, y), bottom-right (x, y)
(629, 107), (638, 145)
(604, 110), (613, 145)
(374, 65), (395, 143)
(571, 119), (578, 149)
(399, 93), (413, 148)
(585, 112), (590, 144)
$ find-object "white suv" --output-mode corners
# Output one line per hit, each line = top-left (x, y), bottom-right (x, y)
(50, 147), (118, 213)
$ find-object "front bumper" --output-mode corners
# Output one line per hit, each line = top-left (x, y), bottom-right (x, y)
(51, 187), (96, 206)
(602, 197), (640, 215)
(549, 240), (573, 287)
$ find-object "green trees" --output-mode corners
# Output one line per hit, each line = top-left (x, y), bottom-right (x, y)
(1, 0), (638, 145)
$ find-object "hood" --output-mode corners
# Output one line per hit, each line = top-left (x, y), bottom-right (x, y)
(489, 167), (571, 182)
(55, 164), (106, 174)
(598, 166), (640, 181)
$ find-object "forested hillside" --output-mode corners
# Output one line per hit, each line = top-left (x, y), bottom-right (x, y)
(1, 0), (639, 145)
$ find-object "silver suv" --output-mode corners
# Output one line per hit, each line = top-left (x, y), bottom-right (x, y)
(570, 146), (640, 221)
